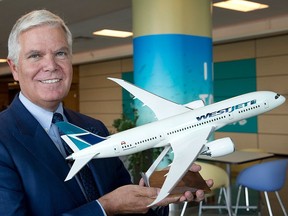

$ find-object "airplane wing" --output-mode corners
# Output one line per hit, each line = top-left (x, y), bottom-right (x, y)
(148, 126), (214, 206)
(108, 77), (191, 120)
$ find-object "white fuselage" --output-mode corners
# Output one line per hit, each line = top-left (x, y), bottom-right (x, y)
(71, 91), (285, 160)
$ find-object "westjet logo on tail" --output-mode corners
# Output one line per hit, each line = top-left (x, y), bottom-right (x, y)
(196, 99), (257, 121)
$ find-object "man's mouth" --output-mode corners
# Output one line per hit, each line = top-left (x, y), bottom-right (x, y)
(40, 79), (61, 84)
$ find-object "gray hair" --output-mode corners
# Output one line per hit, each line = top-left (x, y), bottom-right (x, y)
(8, 9), (72, 65)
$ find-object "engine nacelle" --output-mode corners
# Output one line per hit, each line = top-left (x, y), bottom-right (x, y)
(200, 137), (235, 157)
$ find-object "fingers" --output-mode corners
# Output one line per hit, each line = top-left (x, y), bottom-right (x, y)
(177, 189), (204, 203)
(139, 178), (145, 187)
(193, 190), (205, 202)
(178, 191), (193, 203)
(189, 163), (201, 172)
(206, 179), (214, 188)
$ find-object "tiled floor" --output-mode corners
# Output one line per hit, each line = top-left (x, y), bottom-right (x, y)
(169, 207), (260, 216)
(169, 184), (288, 216)
(169, 203), (262, 216)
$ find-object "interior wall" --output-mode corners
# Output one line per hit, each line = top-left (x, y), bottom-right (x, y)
(63, 66), (80, 112)
(79, 58), (133, 132)
(213, 34), (288, 155)
(79, 34), (288, 155)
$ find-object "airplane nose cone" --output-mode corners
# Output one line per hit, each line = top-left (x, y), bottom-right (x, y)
(279, 95), (286, 104)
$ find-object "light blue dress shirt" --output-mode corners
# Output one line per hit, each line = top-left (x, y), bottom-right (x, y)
(19, 92), (67, 157)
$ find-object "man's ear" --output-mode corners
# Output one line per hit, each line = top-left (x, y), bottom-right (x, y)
(7, 59), (19, 81)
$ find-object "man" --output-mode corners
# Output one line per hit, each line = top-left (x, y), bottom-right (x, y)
(0, 9), (212, 215)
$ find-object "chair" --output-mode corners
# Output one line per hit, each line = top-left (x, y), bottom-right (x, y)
(197, 161), (232, 216)
(234, 159), (288, 216)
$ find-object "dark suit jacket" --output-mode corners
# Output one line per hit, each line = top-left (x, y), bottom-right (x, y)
(0, 95), (168, 216)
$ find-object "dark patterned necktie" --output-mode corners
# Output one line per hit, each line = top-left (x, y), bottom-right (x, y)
(52, 112), (99, 202)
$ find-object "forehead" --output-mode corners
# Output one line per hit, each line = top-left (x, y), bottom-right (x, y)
(19, 25), (68, 47)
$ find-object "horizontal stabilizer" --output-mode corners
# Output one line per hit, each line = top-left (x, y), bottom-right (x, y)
(65, 153), (98, 181)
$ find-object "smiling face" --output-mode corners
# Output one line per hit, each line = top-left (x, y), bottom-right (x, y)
(8, 24), (73, 111)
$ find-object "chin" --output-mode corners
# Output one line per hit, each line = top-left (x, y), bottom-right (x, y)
(41, 93), (65, 102)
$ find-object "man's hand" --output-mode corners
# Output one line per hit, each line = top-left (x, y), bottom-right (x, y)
(98, 184), (159, 215)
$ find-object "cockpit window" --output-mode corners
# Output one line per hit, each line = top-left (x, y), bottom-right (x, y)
(275, 94), (280, 99)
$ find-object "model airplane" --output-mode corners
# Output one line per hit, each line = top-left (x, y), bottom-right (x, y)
(55, 77), (286, 206)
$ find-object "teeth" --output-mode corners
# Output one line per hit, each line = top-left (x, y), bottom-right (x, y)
(41, 79), (60, 84)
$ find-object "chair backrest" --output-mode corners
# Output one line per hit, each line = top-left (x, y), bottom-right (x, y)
(236, 159), (288, 192)
(197, 161), (229, 190)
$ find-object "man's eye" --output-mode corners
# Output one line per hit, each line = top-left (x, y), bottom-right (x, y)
(29, 53), (41, 59)
(56, 51), (67, 57)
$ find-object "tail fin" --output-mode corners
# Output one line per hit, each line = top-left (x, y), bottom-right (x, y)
(55, 122), (106, 152)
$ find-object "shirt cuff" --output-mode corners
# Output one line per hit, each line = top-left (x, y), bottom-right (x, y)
(96, 200), (107, 216)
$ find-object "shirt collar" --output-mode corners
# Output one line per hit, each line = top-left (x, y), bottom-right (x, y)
(19, 92), (64, 132)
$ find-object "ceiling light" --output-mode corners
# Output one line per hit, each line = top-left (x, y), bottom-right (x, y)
(0, 59), (7, 63)
(213, 0), (269, 12)
(93, 29), (133, 38)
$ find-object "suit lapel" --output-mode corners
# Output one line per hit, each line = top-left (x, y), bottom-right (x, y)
(10, 97), (86, 203)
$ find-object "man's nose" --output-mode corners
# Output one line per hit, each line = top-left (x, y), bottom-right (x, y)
(43, 55), (58, 72)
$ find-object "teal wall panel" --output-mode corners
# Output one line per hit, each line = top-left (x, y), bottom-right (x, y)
(214, 78), (256, 99)
(214, 59), (256, 80)
(214, 58), (257, 133)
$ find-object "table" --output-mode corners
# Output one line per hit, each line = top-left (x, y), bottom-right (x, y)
(198, 151), (274, 211)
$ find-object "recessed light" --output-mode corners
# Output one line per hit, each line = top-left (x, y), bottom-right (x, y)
(93, 29), (133, 38)
(213, 0), (269, 12)
(0, 59), (7, 63)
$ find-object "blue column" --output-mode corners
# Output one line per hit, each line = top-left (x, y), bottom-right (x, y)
(132, 0), (213, 126)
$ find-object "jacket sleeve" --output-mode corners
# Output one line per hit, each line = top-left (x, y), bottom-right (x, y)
(0, 139), (27, 216)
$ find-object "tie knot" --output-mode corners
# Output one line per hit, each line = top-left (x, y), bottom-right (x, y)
(52, 112), (64, 123)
